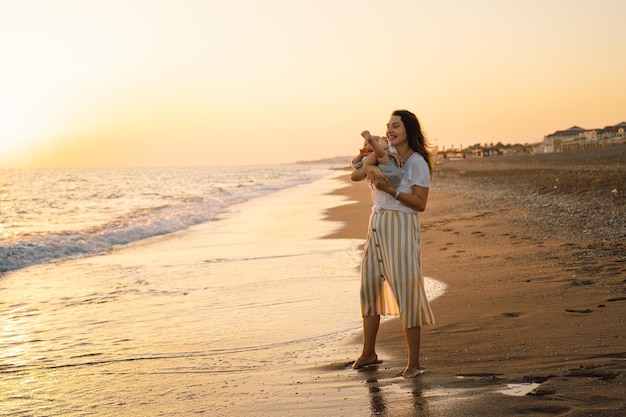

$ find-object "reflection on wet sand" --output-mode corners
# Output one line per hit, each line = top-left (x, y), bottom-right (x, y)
(354, 363), (431, 417)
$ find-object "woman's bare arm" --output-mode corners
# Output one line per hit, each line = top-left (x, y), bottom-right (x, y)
(369, 174), (429, 212)
(351, 166), (366, 181)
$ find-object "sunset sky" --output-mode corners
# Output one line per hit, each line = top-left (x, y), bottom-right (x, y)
(1, 0), (625, 168)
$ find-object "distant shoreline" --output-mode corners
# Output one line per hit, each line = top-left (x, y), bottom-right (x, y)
(298, 141), (626, 167)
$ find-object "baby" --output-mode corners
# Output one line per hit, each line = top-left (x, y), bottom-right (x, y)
(361, 130), (403, 188)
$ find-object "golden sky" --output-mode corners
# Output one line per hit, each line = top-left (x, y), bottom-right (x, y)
(1, 0), (625, 168)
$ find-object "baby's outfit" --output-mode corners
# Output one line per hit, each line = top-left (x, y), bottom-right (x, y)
(378, 159), (403, 188)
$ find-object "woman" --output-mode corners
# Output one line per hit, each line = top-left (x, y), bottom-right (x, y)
(351, 109), (435, 378)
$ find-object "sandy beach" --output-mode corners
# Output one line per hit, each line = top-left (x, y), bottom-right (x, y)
(1, 173), (442, 417)
(324, 145), (625, 416)
(2, 146), (624, 416)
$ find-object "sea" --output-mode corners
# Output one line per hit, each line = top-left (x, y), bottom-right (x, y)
(0, 165), (334, 273)
(0, 165), (445, 416)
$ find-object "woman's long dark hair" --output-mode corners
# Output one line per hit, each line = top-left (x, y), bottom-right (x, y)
(392, 109), (433, 176)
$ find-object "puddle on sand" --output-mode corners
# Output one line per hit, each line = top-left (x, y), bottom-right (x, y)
(454, 376), (542, 397)
(499, 382), (541, 396)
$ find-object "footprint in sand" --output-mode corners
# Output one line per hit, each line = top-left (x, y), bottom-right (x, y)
(565, 308), (593, 314)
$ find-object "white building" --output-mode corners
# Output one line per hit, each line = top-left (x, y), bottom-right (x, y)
(543, 122), (626, 152)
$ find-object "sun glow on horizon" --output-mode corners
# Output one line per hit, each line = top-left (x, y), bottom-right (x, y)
(1, 0), (625, 168)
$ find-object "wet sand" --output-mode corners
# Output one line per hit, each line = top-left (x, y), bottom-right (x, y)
(324, 145), (626, 416)
(3, 148), (624, 416)
(0, 174), (443, 417)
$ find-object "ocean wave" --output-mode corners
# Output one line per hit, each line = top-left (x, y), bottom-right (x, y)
(0, 166), (336, 274)
(0, 199), (224, 273)
(0, 165), (334, 274)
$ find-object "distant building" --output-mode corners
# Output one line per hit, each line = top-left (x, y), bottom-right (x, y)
(436, 150), (466, 160)
(543, 122), (626, 152)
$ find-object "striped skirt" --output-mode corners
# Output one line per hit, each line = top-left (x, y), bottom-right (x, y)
(359, 209), (435, 328)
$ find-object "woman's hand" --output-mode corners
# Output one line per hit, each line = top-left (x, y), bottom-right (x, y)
(388, 152), (403, 168)
(363, 164), (381, 181)
(363, 165), (429, 211)
(364, 165), (394, 195)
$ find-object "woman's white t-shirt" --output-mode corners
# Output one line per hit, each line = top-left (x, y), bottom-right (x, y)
(368, 153), (430, 214)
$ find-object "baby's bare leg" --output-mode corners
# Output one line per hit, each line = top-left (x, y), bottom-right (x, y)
(361, 131), (389, 163)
